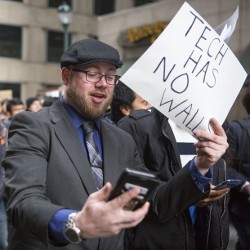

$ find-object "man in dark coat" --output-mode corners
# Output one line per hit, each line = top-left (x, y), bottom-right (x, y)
(111, 82), (230, 250)
(227, 91), (250, 250)
(3, 39), (228, 250)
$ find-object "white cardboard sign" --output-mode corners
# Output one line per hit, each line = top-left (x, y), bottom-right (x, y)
(120, 2), (247, 137)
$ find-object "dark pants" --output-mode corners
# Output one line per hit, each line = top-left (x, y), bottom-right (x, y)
(230, 200), (250, 250)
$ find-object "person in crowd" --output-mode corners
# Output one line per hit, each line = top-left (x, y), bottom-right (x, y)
(3, 38), (149, 250)
(111, 81), (230, 250)
(26, 97), (42, 112)
(0, 99), (9, 123)
(42, 96), (58, 107)
(4, 98), (24, 128)
(3, 38), (228, 250)
(0, 120), (8, 250)
(227, 91), (250, 250)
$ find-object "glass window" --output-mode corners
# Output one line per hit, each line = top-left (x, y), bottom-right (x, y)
(0, 83), (21, 98)
(38, 84), (61, 100)
(0, 25), (22, 59)
(42, 83), (61, 89)
(47, 30), (71, 63)
(134, 0), (155, 7)
(94, 0), (114, 15)
(48, 0), (71, 8)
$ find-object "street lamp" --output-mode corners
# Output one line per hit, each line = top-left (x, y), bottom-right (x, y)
(57, 1), (72, 51)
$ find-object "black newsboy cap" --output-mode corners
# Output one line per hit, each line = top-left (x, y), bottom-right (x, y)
(60, 38), (123, 69)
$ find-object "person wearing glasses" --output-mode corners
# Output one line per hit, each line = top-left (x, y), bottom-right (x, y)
(3, 38), (149, 250)
(3, 38), (228, 250)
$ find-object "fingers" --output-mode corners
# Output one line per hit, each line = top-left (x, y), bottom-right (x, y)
(195, 118), (227, 142)
(109, 187), (141, 209)
(76, 183), (150, 239)
(106, 187), (149, 227)
(194, 118), (228, 168)
(209, 188), (229, 198)
(89, 182), (113, 202)
(195, 183), (229, 207)
(90, 184), (147, 214)
(209, 118), (227, 137)
(195, 189), (229, 207)
(118, 202), (150, 228)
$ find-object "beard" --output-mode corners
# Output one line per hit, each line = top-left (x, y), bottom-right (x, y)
(66, 84), (112, 120)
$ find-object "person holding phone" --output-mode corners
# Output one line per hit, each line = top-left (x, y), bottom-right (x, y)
(226, 91), (250, 250)
(3, 39), (149, 250)
(3, 39), (228, 250)
(111, 82), (230, 250)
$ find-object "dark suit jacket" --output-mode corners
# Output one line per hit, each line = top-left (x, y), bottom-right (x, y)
(4, 102), (226, 250)
(3, 100), (144, 250)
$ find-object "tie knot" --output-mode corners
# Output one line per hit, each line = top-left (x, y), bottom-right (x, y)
(83, 121), (95, 134)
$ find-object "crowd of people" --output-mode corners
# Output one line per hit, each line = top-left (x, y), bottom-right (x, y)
(0, 95), (56, 250)
(0, 38), (249, 250)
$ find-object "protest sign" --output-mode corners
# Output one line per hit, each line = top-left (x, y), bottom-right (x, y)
(214, 6), (238, 43)
(120, 2), (247, 137)
(168, 120), (196, 166)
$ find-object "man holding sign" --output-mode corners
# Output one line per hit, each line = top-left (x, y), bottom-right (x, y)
(111, 82), (230, 250)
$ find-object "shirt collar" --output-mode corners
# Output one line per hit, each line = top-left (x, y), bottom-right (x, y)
(60, 96), (101, 131)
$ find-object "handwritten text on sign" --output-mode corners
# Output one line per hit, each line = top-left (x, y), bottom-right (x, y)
(120, 2), (247, 136)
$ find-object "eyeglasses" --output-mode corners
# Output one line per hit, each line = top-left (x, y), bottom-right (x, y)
(71, 68), (120, 85)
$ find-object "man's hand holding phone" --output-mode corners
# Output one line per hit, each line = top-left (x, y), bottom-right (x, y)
(196, 179), (243, 207)
(212, 179), (242, 190)
(195, 183), (230, 207)
(107, 168), (160, 211)
(74, 182), (150, 239)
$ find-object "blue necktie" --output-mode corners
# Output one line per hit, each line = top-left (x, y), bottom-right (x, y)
(82, 121), (103, 190)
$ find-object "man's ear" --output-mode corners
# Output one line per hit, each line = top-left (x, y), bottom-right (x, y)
(61, 67), (70, 86)
(120, 104), (131, 116)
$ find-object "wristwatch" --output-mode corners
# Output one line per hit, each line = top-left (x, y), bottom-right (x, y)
(65, 212), (83, 244)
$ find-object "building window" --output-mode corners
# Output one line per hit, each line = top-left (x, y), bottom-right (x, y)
(0, 25), (21, 59)
(94, 0), (114, 15)
(134, 0), (155, 7)
(0, 83), (21, 99)
(47, 30), (71, 63)
(48, 0), (71, 8)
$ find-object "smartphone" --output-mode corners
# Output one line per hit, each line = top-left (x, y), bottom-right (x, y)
(213, 179), (243, 190)
(107, 168), (160, 211)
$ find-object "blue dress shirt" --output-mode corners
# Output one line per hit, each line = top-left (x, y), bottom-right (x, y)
(188, 158), (212, 223)
(48, 97), (102, 244)
(48, 97), (212, 243)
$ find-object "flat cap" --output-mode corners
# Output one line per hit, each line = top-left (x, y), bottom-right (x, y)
(60, 38), (123, 68)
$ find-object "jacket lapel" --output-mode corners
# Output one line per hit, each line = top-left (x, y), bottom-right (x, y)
(100, 121), (122, 186)
(49, 101), (97, 194)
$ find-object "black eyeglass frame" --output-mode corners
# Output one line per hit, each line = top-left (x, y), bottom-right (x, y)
(70, 67), (120, 85)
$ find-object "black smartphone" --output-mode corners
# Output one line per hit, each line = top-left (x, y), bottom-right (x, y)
(107, 168), (160, 211)
(213, 179), (243, 190)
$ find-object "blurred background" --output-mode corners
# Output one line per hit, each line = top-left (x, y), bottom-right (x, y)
(0, 0), (249, 120)
(0, 1), (249, 248)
